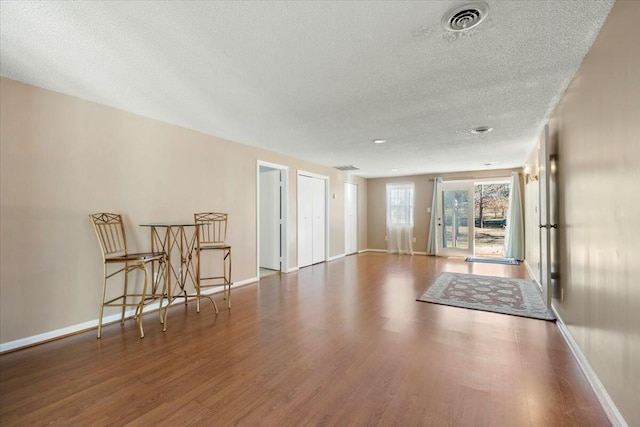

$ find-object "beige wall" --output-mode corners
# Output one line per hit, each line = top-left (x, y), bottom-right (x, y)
(523, 1), (640, 424)
(367, 169), (519, 252)
(0, 78), (367, 345)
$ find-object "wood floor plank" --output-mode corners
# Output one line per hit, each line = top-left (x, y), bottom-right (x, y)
(0, 254), (610, 426)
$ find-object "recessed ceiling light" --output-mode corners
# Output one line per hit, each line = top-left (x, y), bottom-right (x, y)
(390, 168), (398, 172)
(470, 126), (493, 134)
(373, 139), (386, 144)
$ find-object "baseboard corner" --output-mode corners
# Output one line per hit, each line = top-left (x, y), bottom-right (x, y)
(554, 311), (629, 427)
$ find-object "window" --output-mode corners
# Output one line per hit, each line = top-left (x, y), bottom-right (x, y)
(386, 183), (415, 226)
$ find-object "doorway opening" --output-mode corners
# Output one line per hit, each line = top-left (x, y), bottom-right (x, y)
(473, 180), (510, 258)
(435, 178), (512, 259)
(257, 161), (289, 279)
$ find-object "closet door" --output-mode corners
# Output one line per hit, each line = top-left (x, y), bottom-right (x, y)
(298, 175), (313, 268)
(311, 177), (326, 264)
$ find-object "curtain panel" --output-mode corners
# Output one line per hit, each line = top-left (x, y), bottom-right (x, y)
(426, 177), (442, 255)
(504, 172), (525, 260)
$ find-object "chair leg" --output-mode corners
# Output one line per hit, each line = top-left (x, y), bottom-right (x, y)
(200, 250), (219, 314)
(196, 264), (201, 314)
(226, 248), (232, 309)
(97, 267), (108, 339)
(122, 263), (129, 323)
(195, 248), (200, 313)
(157, 259), (166, 325)
(138, 263), (148, 339)
(162, 260), (171, 332)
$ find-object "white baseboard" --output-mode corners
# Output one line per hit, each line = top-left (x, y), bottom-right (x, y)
(0, 277), (260, 354)
(230, 277), (258, 287)
(285, 267), (299, 273)
(358, 249), (428, 255)
(523, 259), (540, 286)
(328, 254), (345, 261)
(524, 260), (627, 426)
(554, 310), (628, 427)
(0, 310), (135, 353)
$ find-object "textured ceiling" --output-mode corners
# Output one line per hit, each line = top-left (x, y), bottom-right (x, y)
(0, 1), (614, 177)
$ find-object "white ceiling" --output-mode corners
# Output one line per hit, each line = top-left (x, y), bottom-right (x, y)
(0, 1), (614, 177)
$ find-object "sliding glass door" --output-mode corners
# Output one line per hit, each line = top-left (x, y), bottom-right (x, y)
(436, 181), (474, 257)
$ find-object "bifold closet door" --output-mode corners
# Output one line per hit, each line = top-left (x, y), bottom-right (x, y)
(311, 177), (326, 264)
(298, 175), (313, 268)
(298, 174), (326, 268)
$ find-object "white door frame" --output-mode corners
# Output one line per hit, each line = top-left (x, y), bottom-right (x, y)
(257, 160), (289, 277)
(297, 170), (329, 267)
(436, 180), (475, 257)
(539, 124), (553, 308)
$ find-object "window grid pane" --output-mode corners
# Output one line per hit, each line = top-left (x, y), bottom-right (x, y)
(387, 184), (414, 226)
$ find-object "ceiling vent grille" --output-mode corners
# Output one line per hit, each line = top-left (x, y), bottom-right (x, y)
(333, 165), (360, 171)
(442, 2), (489, 32)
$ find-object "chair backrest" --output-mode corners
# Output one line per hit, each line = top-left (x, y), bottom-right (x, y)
(194, 212), (227, 245)
(89, 213), (128, 258)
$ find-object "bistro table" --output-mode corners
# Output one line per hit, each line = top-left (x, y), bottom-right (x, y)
(140, 222), (219, 331)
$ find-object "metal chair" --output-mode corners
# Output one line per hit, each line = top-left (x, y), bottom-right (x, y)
(194, 212), (232, 309)
(89, 213), (166, 338)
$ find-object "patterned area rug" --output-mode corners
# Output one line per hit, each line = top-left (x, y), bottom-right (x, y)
(417, 272), (556, 320)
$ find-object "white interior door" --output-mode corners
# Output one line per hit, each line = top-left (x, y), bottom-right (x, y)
(345, 183), (358, 255)
(436, 181), (475, 257)
(311, 177), (326, 264)
(259, 168), (280, 270)
(298, 175), (313, 268)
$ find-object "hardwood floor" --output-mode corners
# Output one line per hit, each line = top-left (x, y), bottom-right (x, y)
(0, 254), (609, 426)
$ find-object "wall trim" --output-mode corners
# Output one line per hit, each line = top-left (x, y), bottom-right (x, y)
(525, 259), (627, 426)
(229, 277), (258, 288)
(344, 249), (430, 256)
(0, 277), (259, 354)
(328, 254), (345, 261)
(285, 267), (299, 273)
(0, 313), (124, 353)
(554, 309), (628, 427)
(523, 259), (539, 286)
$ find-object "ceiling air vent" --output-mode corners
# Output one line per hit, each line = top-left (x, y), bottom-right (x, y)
(334, 165), (360, 171)
(442, 2), (489, 32)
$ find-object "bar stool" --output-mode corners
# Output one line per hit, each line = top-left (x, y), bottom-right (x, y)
(194, 212), (232, 309)
(89, 213), (166, 338)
